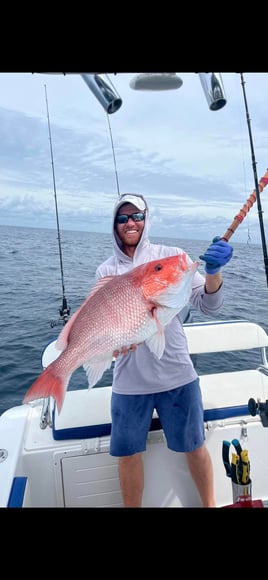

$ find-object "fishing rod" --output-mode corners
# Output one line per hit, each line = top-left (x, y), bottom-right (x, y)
(222, 73), (268, 287)
(221, 168), (268, 243)
(241, 72), (268, 286)
(44, 84), (70, 326)
(106, 112), (121, 197)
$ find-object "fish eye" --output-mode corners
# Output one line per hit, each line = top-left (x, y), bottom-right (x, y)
(154, 264), (162, 271)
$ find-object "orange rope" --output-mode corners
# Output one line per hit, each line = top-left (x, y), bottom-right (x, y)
(222, 169), (268, 241)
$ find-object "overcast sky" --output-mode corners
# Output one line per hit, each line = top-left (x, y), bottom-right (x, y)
(0, 72), (268, 243)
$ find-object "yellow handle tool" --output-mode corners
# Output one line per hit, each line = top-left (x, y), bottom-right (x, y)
(231, 453), (241, 484)
(241, 449), (250, 484)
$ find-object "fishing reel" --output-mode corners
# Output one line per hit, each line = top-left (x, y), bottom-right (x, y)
(50, 315), (69, 328)
(59, 304), (71, 325)
(50, 298), (71, 328)
(248, 398), (268, 427)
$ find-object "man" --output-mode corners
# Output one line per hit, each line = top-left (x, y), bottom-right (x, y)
(96, 193), (233, 507)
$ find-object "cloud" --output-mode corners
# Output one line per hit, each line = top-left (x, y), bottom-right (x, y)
(0, 72), (267, 243)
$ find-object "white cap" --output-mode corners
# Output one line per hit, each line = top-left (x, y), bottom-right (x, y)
(115, 194), (146, 212)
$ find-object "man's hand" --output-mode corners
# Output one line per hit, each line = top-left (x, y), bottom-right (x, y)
(199, 236), (233, 275)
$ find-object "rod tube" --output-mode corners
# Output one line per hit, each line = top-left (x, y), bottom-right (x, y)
(81, 74), (122, 114)
(199, 73), (227, 111)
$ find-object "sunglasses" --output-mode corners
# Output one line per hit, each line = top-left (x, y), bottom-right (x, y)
(115, 212), (145, 224)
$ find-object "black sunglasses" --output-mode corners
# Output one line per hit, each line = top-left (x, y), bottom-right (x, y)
(115, 212), (145, 224)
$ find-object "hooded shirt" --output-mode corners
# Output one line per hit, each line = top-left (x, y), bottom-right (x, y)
(96, 193), (224, 395)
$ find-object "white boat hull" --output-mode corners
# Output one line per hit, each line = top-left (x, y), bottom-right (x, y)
(1, 319), (268, 508)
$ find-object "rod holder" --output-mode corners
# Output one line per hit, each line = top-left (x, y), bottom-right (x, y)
(81, 74), (122, 114)
(198, 73), (227, 111)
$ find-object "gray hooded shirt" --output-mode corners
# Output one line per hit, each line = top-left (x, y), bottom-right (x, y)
(95, 194), (224, 394)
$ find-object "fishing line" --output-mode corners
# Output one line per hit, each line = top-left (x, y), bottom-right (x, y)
(235, 76), (252, 245)
(106, 111), (121, 197)
(104, 74), (121, 197)
(44, 84), (70, 327)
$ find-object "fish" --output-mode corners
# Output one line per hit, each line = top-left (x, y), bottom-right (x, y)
(23, 253), (199, 413)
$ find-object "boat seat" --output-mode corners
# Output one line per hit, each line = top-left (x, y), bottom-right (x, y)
(52, 320), (268, 441)
(52, 369), (268, 440)
(52, 387), (163, 440)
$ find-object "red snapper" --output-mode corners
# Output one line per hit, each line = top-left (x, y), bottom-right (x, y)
(23, 253), (198, 412)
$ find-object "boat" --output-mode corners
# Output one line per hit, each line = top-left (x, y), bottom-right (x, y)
(1, 73), (268, 508)
(1, 317), (268, 508)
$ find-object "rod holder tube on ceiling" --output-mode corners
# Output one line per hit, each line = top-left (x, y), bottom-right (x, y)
(81, 73), (122, 114)
(198, 73), (227, 111)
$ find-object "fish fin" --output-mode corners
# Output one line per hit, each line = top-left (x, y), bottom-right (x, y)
(83, 356), (114, 389)
(56, 310), (81, 351)
(145, 306), (166, 358)
(56, 276), (116, 351)
(145, 330), (166, 359)
(90, 276), (117, 293)
(23, 365), (70, 413)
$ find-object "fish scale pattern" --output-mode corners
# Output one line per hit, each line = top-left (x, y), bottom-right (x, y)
(23, 254), (196, 411)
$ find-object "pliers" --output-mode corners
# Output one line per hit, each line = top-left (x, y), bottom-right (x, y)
(222, 438), (244, 483)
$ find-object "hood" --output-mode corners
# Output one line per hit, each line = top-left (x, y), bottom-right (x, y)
(112, 193), (150, 263)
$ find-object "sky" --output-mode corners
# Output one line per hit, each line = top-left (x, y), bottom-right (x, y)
(0, 71), (268, 244)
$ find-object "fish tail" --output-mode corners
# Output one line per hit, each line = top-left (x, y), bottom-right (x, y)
(23, 365), (68, 413)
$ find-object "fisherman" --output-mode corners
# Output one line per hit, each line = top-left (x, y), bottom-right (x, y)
(95, 193), (233, 507)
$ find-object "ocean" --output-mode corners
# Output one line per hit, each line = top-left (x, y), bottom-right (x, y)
(1, 224), (268, 417)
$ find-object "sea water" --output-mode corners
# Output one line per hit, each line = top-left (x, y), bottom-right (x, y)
(1, 224), (268, 416)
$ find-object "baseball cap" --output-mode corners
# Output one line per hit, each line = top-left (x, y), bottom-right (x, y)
(116, 194), (146, 212)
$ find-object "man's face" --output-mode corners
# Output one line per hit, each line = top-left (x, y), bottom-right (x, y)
(115, 203), (145, 247)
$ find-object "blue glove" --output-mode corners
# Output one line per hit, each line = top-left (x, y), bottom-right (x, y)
(199, 236), (233, 275)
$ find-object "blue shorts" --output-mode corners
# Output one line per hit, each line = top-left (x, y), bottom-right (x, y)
(110, 378), (205, 456)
